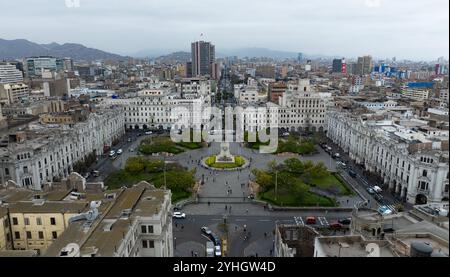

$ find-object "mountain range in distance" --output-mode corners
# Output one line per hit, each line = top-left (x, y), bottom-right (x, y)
(0, 38), (338, 62)
(0, 38), (126, 61)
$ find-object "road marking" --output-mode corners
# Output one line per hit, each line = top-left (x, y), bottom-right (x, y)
(294, 217), (304, 226)
(258, 219), (271, 222)
(211, 219), (222, 221)
(318, 217), (329, 226)
(236, 219), (247, 222)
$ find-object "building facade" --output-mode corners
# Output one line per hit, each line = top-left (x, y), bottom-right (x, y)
(0, 109), (125, 190)
(327, 112), (449, 205)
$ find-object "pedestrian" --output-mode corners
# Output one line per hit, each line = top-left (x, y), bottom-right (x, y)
(235, 226), (238, 231)
(225, 205), (228, 210)
(264, 232), (267, 238)
(208, 201), (210, 206)
(347, 199), (349, 204)
(194, 252), (198, 257)
(191, 250), (194, 257)
(181, 225), (184, 230)
(246, 209), (249, 214)
(175, 223), (178, 228)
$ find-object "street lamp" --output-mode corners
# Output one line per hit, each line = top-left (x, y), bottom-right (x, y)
(275, 170), (278, 201)
(174, 237), (176, 249)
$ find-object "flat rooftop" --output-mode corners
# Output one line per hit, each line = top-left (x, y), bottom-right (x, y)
(316, 236), (397, 257)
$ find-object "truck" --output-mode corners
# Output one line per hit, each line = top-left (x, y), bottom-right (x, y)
(206, 241), (215, 257)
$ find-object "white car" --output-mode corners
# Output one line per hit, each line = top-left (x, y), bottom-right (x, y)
(109, 150), (116, 157)
(145, 131), (153, 135)
(173, 212), (186, 219)
(117, 149), (123, 155)
(215, 245), (222, 257)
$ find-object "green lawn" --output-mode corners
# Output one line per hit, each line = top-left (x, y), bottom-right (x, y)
(176, 141), (204, 150)
(105, 157), (195, 202)
(205, 155), (246, 169)
(310, 174), (354, 196)
(260, 189), (336, 207)
(139, 137), (185, 155)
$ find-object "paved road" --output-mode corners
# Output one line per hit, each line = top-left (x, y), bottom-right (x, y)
(323, 136), (410, 211)
(173, 213), (353, 257)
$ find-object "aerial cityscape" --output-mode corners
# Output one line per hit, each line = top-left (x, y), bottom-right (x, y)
(0, 0), (448, 262)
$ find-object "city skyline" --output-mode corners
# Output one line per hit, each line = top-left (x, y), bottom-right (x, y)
(0, 0), (448, 61)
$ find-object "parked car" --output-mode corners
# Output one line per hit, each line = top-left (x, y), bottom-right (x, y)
(109, 150), (116, 157)
(373, 186), (383, 193)
(127, 138), (132, 142)
(332, 153), (340, 159)
(173, 212), (186, 219)
(211, 234), (221, 246)
(117, 149), (123, 155)
(91, 170), (100, 177)
(129, 148), (134, 152)
(206, 241), (215, 257)
(378, 206), (393, 216)
(338, 218), (352, 225)
(201, 227), (212, 236)
(374, 194), (383, 201)
(348, 170), (357, 178)
(306, 217), (316, 225)
(83, 172), (90, 179)
(329, 222), (343, 229)
(367, 187), (375, 194)
(337, 161), (347, 168)
(215, 245), (222, 257)
(145, 131), (153, 135)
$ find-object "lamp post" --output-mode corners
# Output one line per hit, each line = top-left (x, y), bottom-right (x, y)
(174, 237), (176, 249)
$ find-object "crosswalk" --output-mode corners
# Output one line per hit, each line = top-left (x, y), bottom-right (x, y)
(294, 216), (304, 226)
(318, 217), (329, 226)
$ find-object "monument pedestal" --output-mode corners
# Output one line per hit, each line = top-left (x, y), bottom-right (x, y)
(216, 142), (235, 164)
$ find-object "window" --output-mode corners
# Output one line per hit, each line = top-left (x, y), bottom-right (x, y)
(148, 225), (154, 234)
(24, 218), (30, 225)
(50, 217), (56, 225)
(4, 168), (9, 175)
(52, 232), (58, 239)
(38, 231), (44, 239)
(26, 231), (32, 239)
(423, 170), (428, 177)
(141, 225), (147, 234)
(36, 218), (42, 225)
(142, 240), (148, 248)
(148, 240), (155, 248)
(12, 217), (18, 225)
(14, 232), (20, 239)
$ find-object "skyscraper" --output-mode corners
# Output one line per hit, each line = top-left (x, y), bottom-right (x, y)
(191, 41), (215, 78)
(332, 59), (343, 73)
(298, 53), (303, 63)
(356, 55), (373, 75)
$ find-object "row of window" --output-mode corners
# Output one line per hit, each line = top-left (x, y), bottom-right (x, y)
(12, 217), (56, 226)
(14, 231), (57, 240)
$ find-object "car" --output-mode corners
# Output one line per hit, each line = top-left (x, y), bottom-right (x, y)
(129, 148), (134, 152)
(91, 170), (100, 177)
(338, 218), (352, 225)
(306, 217), (316, 225)
(83, 172), (90, 179)
(127, 138), (132, 142)
(215, 245), (222, 257)
(374, 194), (383, 201)
(201, 227), (212, 236)
(348, 170), (357, 178)
(332, 153), (340, 159)
(173, 212), (186, 219)
(145, 131), (153, 135)
(117, 149), (123, 155)
(378, 206), (393, 216)
(109, 150), (116, 157)
(373, 186), (383, 193)
(367, 187), (375, 194)
(337, 161), (347, 168)
(282, 132), (290, 137)
(211, 234), (221, 246)
(329, 222), (343, 229)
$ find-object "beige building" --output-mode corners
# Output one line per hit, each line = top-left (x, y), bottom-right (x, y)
(7, 202), (87, 252)
(0, 83), (29, 105)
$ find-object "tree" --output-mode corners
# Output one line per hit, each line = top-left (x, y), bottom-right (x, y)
(289, 181), (309, 203)
(125, 157), (146, 173)
(253, 169), (273, 192)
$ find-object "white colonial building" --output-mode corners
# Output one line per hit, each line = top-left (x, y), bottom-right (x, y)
(0, 108), (125, 190)
(327, 111), (449, 205)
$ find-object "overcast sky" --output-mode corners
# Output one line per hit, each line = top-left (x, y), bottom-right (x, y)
(0, 0), (448, 60)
